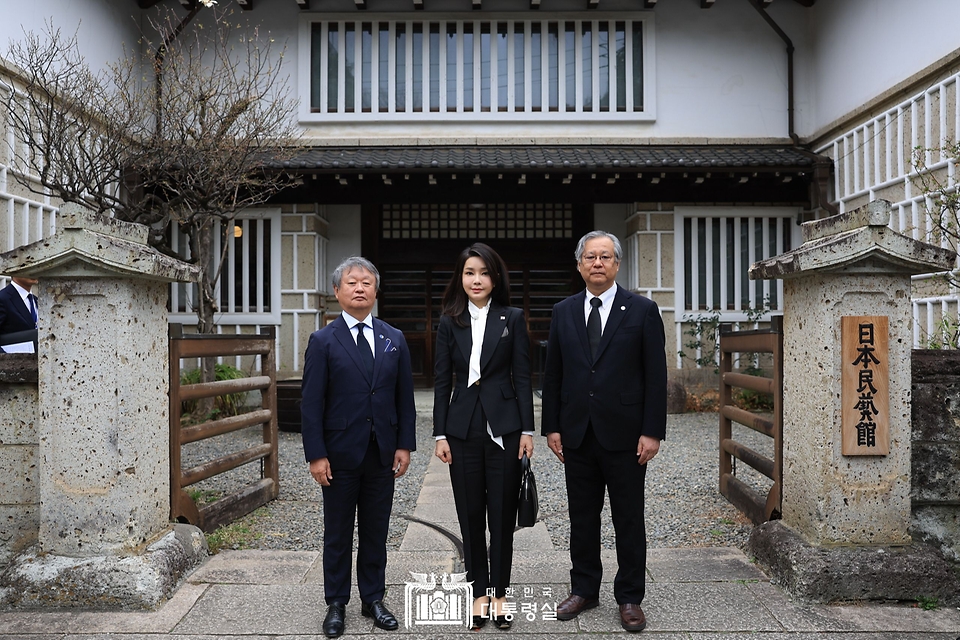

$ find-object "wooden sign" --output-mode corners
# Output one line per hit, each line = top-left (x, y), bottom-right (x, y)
(841, 316), (889, 456)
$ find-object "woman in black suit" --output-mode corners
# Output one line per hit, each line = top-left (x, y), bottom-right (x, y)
(433, 242), (535, 630)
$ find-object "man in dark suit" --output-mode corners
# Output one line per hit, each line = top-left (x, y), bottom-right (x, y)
(541, 231), (667, 633)
(0, 276), (39, 353)
(301, 256), (416, 638)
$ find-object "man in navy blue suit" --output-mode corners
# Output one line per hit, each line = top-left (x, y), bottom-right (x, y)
(541, 231), (667, 633)
(301, 256), (416, 638)
(0, 276), (39, 353)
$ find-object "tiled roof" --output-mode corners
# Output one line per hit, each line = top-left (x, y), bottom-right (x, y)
(279, 145), (824, 172)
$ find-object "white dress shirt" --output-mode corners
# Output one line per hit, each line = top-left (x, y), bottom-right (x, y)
(583, 282), (618, 333)
(341, 311), (376, 359)
(5, 281), (36, 353)
(436, 300), (534, 445)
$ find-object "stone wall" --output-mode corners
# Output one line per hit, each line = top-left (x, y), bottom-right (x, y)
(0, 355), (38, 565)
(912, 350), (960, 562)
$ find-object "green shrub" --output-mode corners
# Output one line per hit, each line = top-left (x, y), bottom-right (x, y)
(734, 366), (775, 413)
(181, 363), (248, 418)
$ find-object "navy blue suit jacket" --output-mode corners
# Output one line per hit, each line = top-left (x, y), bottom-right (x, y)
(301, 315), (417, 470)
(433, 305), (534, 439)
(0, 283), (36, 352)
(541, 286), (667, 451)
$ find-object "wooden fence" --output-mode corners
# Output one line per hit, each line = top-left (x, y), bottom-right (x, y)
(169, 325), (279, 532)
(718, 316), (783, 525)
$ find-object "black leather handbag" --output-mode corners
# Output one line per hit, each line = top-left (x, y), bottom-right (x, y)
(517, 452), (539, 527)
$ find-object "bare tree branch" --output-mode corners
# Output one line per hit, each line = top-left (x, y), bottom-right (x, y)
(3, 7), (301, 335)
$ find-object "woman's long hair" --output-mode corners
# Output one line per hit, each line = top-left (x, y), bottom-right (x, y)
(441, 242), (511, 327)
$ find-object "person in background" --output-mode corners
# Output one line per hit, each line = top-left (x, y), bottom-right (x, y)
(433, 242), (535, 630)
(541, 230), (668, 633)
(0, 276), (39, 353)
(300, 256), (416, 638)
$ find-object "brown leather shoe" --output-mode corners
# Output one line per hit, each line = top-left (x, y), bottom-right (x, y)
(556, 593), (599, 621)
(619, 603), (647, 632)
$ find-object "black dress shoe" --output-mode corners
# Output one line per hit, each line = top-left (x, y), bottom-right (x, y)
(322, 602), (346, 638)
(361, 599), (399, 631)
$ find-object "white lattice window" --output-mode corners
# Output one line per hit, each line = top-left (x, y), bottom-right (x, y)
(674, 208), (799, 319)
(299, 12), (655, 122)
(169, 208), (282, 325)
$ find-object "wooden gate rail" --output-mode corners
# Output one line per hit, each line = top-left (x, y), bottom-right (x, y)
(718, 315), (783, 525)
(169, 324), (279, 533)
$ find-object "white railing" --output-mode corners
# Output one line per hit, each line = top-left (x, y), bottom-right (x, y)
(300, 12), (655, 122)
(816, 70), (960, 346)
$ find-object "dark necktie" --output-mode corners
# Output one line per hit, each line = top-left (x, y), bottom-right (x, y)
(356, 322), (374, 378)
(587, 296), (602, 360)
(28, 294), (38, 326)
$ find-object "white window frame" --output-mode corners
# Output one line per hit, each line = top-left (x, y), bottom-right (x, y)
(168, 207), (282, 326)
(297, 11), (657, 124)
(673, 206), (800, 322)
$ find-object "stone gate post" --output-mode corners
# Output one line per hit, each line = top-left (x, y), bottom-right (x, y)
(747, 200), (959, 603)
(0, 204), (205, 608)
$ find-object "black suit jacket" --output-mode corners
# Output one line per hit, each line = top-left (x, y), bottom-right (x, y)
(541, 286), (667, 451)
(0, 283), (36, 352)
(301, 315), (417, 470)
(433, 305), (534, 439)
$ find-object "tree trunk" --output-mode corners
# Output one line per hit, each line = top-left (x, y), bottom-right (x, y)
(193, 222), (218, 415)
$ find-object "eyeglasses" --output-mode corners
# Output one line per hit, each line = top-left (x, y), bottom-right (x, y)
(581, 254), (615, 265)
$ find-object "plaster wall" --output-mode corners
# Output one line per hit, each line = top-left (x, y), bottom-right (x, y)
(223, 0), (811, 141)
(1, 0), (143, 76)
(803, 0), (960, 138)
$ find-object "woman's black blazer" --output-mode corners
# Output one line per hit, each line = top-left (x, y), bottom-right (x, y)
(433, 304), (535, 439)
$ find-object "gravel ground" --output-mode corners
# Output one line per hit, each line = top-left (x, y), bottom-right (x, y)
(181, 398), (775, 553)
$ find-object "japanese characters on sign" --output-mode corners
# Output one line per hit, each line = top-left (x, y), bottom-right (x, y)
(841, 316), (890, 456)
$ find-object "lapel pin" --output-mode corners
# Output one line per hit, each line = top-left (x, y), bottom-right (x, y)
(379, 334), (384, 339)
(621, 306), (626, 311)
(500, 315), (505, 321)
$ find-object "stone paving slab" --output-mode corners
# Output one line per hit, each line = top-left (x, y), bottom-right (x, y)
(576, 581), (783, 634)
(743, 581), (857, 633)
(187, 550), (319, 585)
(170, 584), (331, 636)
(514, 521), (554, 550)
(398, 519), (462, 551)
(0, 583), (207, 635)
(647, 547), (769, 583)
(296, 550), (460, 585)
(409, 501), (462, 522)
(412, 484), (454, 502)
(686, 635), (959, 640)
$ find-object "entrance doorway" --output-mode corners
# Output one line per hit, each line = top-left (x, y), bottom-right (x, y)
(364, 203), (592, 386)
